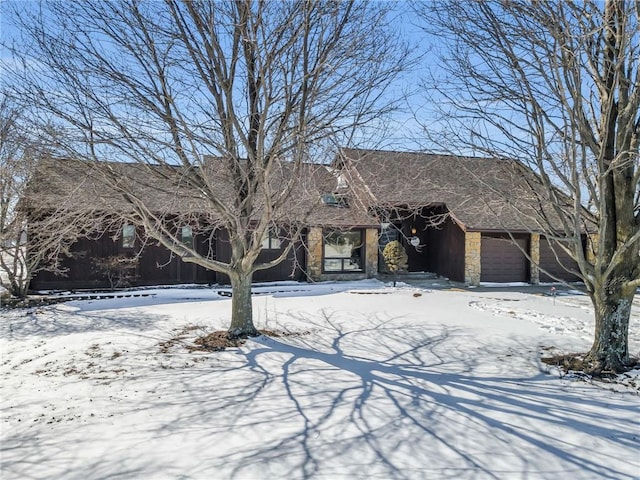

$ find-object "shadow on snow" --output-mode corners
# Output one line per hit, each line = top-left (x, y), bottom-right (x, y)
(2, 308), (637, 479)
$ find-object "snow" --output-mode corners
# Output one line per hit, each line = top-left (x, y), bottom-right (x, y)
(1, 280), (639, 479)
(479, 281), (532, 287)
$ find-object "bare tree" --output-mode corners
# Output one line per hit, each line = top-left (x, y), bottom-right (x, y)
(0, 94), (30, 298)
(3, 1), (408, 334)
(414, 0), (639, 372)
(0, 94), (104, 298)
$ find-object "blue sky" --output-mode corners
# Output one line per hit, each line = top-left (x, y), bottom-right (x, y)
(0, 0), (440, 153)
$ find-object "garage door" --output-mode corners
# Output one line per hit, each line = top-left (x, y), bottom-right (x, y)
(481, 234), (529, 283)
(539, 238), (581, 282)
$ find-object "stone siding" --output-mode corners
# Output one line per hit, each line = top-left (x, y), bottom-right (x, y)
(464, 232), (481, 286)
(364, 228), (379, 278)
(529, 233), (540, 285)
(306, 227), (324, 280)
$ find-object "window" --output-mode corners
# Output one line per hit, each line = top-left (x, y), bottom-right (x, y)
(181, 226), (193, 248)
(321, 193), (348, 207)
(261, 228), (281, 250)
(323, 230), (363, 272)
(122, 224), (135, 249)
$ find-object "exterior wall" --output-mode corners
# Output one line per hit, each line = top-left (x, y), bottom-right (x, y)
(214, 229), (305, 284)
(306, 227), (324, 280)
(393, 208), (464, 280)
(538, 236), (583, 282)
(32, 224), (375, 289)
(399, 217), (430, 272)
(530, 233), (540, 285)
(364, 228), (378, 278)
(429, 218), (465, 282)
(32, 235), (124, 290)
(464, 232), (482, 285)
(31, 229), (217, 290)
(381, 210), (465, 282)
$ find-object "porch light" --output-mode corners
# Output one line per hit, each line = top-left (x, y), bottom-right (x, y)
(411, 226), (417, 235)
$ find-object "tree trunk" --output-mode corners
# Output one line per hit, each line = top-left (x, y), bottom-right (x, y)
(7, 271), (27, 299)
(586, 285), (634, 373)
(227, 270), (258, 339)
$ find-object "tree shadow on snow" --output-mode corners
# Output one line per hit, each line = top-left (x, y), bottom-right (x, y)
(143, 309), (638, 479)
(3, 309), (638, 480)
(0, 305), (165, 339)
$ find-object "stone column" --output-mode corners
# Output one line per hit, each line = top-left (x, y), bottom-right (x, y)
(464, 232), (481, 286)
(530, 233), (540, 285)
(364, 228), (379, 278)
(306, 227), (324, 281)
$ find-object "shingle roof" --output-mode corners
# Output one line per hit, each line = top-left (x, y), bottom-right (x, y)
(26, 149), (571, 233)
(26, 157), (378, 228)
(338, 148), (555, 232)
(26, 159), (202, 213)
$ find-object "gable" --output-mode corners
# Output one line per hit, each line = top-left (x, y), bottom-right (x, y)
(338, 148), (567, 233)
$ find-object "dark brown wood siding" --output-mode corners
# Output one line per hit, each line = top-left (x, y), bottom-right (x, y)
(425, 218), (465, 282)
(398, 217), (429, 272)
(31, 235), (120, 290)
(539, 237), (582, 282)
(481, 234), (529, 283)
(214, 229), (305, 285)
(391, 209), (464, 281)
(31, 227), (216, 290)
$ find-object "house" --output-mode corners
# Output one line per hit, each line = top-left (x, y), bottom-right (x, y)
(336, 148), (583, 285)
(26, 157), (379, 290)
(25, 149), (582, 291)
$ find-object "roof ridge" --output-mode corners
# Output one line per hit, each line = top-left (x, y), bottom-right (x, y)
(339, 147), (508, 162)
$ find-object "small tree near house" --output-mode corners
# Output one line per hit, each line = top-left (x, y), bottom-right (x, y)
(0, 93), (101, 298)
(383, 240), (408, 287)
(92, 255), (139, 291)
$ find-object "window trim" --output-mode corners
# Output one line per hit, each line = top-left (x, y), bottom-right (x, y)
(321, 193), (348, 208)
(181, 225), (194, 248)
(121, 224), (136, 249)
(322, 229), (365, 273)
(261, 228), (282, 250)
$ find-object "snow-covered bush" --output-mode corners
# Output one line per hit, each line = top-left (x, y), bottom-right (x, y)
(382, 240), (408, 286)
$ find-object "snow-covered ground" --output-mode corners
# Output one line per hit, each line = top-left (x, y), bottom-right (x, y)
(1, 280), (639, 479)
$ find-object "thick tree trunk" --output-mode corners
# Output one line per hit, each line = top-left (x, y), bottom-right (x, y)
(586, 285), (634, 373)
(227, 270), (258, 338)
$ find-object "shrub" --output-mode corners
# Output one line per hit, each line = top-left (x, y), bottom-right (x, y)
(93, 255), (139, 290)
(382, 240), (408, 274)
